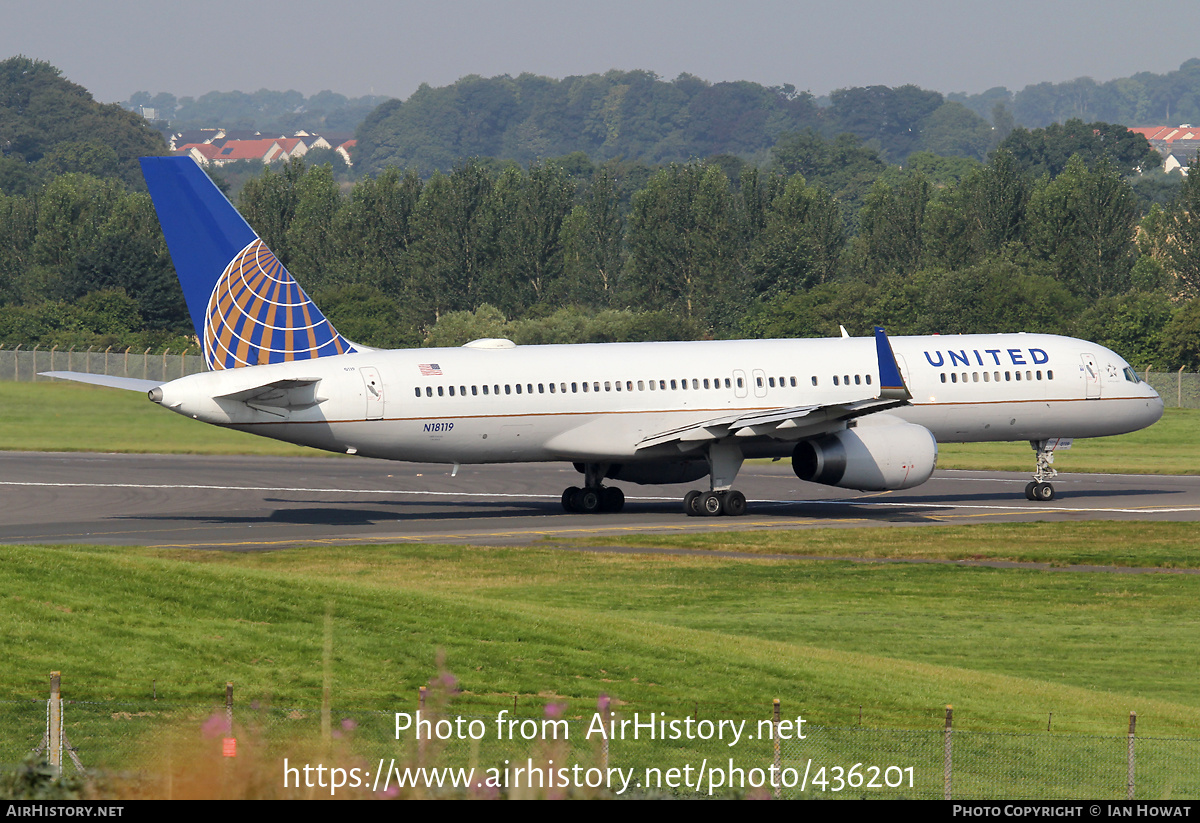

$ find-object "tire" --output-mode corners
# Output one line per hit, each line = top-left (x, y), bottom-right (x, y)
(700, 491), (723, 517)
(722, 489), (747, 517)
(602, 486), (625, 513)
(1034, 482), (1055, 501)
(562, 486), (581, 512)
(1024, 482), (1038, 501)
(683, 490), (701, 516)
(579, 487), (602, 513)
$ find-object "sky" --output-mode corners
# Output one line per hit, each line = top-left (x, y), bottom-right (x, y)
(4, 0), (1199, 104)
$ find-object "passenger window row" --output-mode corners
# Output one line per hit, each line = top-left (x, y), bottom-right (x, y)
(938, 370), (1054, 384)
(409, 372), (858, 399)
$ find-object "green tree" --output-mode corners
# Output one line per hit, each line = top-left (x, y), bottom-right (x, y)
(853, 172), (932, 277)
(332, 167), (423, 296)
(489, 161), (574, 313)
(1165, 158), (1200, 298)
(410, 160), (500, 321)
(1025, 155), (1139, 298)
(625, 163), (743, 330)
(559, 168), (626, 308)
(747, 174), (844, 296)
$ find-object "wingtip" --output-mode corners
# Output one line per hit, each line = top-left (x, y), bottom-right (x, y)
(874, 326), (912, 401)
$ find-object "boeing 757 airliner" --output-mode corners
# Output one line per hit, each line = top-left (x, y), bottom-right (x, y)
(45, 156), (1164, 516)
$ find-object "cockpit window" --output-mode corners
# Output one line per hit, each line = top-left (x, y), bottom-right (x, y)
(1122, 366), (1140, 384)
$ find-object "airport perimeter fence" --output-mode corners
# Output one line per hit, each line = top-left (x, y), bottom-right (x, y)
(3, 695), (1198, 800)
(3, 345), (1199, 410)
(0, 345), (207, 384)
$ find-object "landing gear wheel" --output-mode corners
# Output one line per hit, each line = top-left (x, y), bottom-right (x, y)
(578, 487), (602, 513)
(700, 491), (724, 517)
(1024, 482), (1038, 501)
(602, 486), (625, 513)
(1033, 482), (1055, 501)
(683, 490), (702, 517)
(722, 490), (747, 517)
(562, 486), (581, 512)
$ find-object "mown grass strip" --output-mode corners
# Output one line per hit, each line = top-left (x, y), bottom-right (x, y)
(558, 521), (1200, 568)
(2, 532), (1199, 740)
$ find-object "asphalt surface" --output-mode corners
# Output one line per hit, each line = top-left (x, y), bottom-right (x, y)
(1, 451), (1198, 551)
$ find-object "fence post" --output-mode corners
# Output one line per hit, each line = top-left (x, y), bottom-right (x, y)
(1127, 711), (1137, 800)
(180, 345), (189, 379)
(143, 347), (151, 379)
(48, 671), (62, 776)
(1179, 367), (1185, 409)
(772, 698), (782, 799)
(162, 349), (170, 383)
(32, 344), (39, 381)
(14, 344), (21, 381)
(104, 346), (111, 376)
(597, 694), (610, 776)
(943, 705), (953, 800)
(50, 344), (57, 374)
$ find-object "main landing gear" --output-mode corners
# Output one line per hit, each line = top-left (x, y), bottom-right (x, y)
(561, 462), (625, 514)
(1025, 439), (1057, 501)
(683, 442), (749, 517)
(683, 489), (747, 517)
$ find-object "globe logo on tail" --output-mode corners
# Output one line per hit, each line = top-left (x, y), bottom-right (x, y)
(204, 239), (355, 370)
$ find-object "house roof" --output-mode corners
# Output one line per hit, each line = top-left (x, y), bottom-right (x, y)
(213, 138), (280, 161)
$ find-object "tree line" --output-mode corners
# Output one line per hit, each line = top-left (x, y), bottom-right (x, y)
(4, 130), (1200, 368)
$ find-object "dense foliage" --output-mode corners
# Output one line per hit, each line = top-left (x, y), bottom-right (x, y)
(124, 88), (388, 136)
(950, 59), (1200, 128)
(4, 58), (1200, 371)
(353, 71), (1005, 175)
(0, 57), (167, 193)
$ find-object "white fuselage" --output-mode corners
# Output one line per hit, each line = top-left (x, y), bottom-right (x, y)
(153, 333), (1164, 467)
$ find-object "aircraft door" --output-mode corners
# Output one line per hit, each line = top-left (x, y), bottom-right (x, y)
(1080, 353), (1100, 399)
(733, 369), (748, 399)
(752, 369), (768, 398)
(361, 367), (385, 419)
(894, 354), (911, 388)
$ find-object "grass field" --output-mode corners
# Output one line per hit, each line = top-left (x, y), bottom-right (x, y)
(3, 382), (1199, 796)
(4, 527), (1199, 732)
(3, 526), (1200, 797)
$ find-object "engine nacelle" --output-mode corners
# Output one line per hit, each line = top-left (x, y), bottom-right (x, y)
(792, 417), (937, 491)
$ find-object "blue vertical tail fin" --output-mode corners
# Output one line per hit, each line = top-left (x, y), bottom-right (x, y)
(140, 156), (355, 370)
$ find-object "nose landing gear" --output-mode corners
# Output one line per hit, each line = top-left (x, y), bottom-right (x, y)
(1025, 439), (1058, 501)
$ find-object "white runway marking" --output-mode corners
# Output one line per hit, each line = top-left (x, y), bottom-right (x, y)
(3, 480), (1199, 515)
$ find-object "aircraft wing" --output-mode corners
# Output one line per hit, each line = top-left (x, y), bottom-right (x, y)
(636, 327), (912, 452)
(40, 371), (162, 393)
(635, 397), (908, 451)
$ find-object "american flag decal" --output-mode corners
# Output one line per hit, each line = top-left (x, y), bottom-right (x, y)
(419, 363), (443, 376)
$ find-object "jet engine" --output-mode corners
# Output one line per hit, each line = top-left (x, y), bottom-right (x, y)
(792, 416), (937, 491)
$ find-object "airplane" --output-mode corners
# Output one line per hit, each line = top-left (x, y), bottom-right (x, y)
(44, 155), (1165, 516)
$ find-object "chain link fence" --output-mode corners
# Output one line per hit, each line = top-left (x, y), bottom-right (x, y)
(5, 699), (1198, 799)
(1142, 369), (1200, 409)
(3, 344), (1196, 410)
(0, 345), (206, 384)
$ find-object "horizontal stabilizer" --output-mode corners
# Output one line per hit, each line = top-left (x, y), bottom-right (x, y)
(40, 372), (162, 393)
